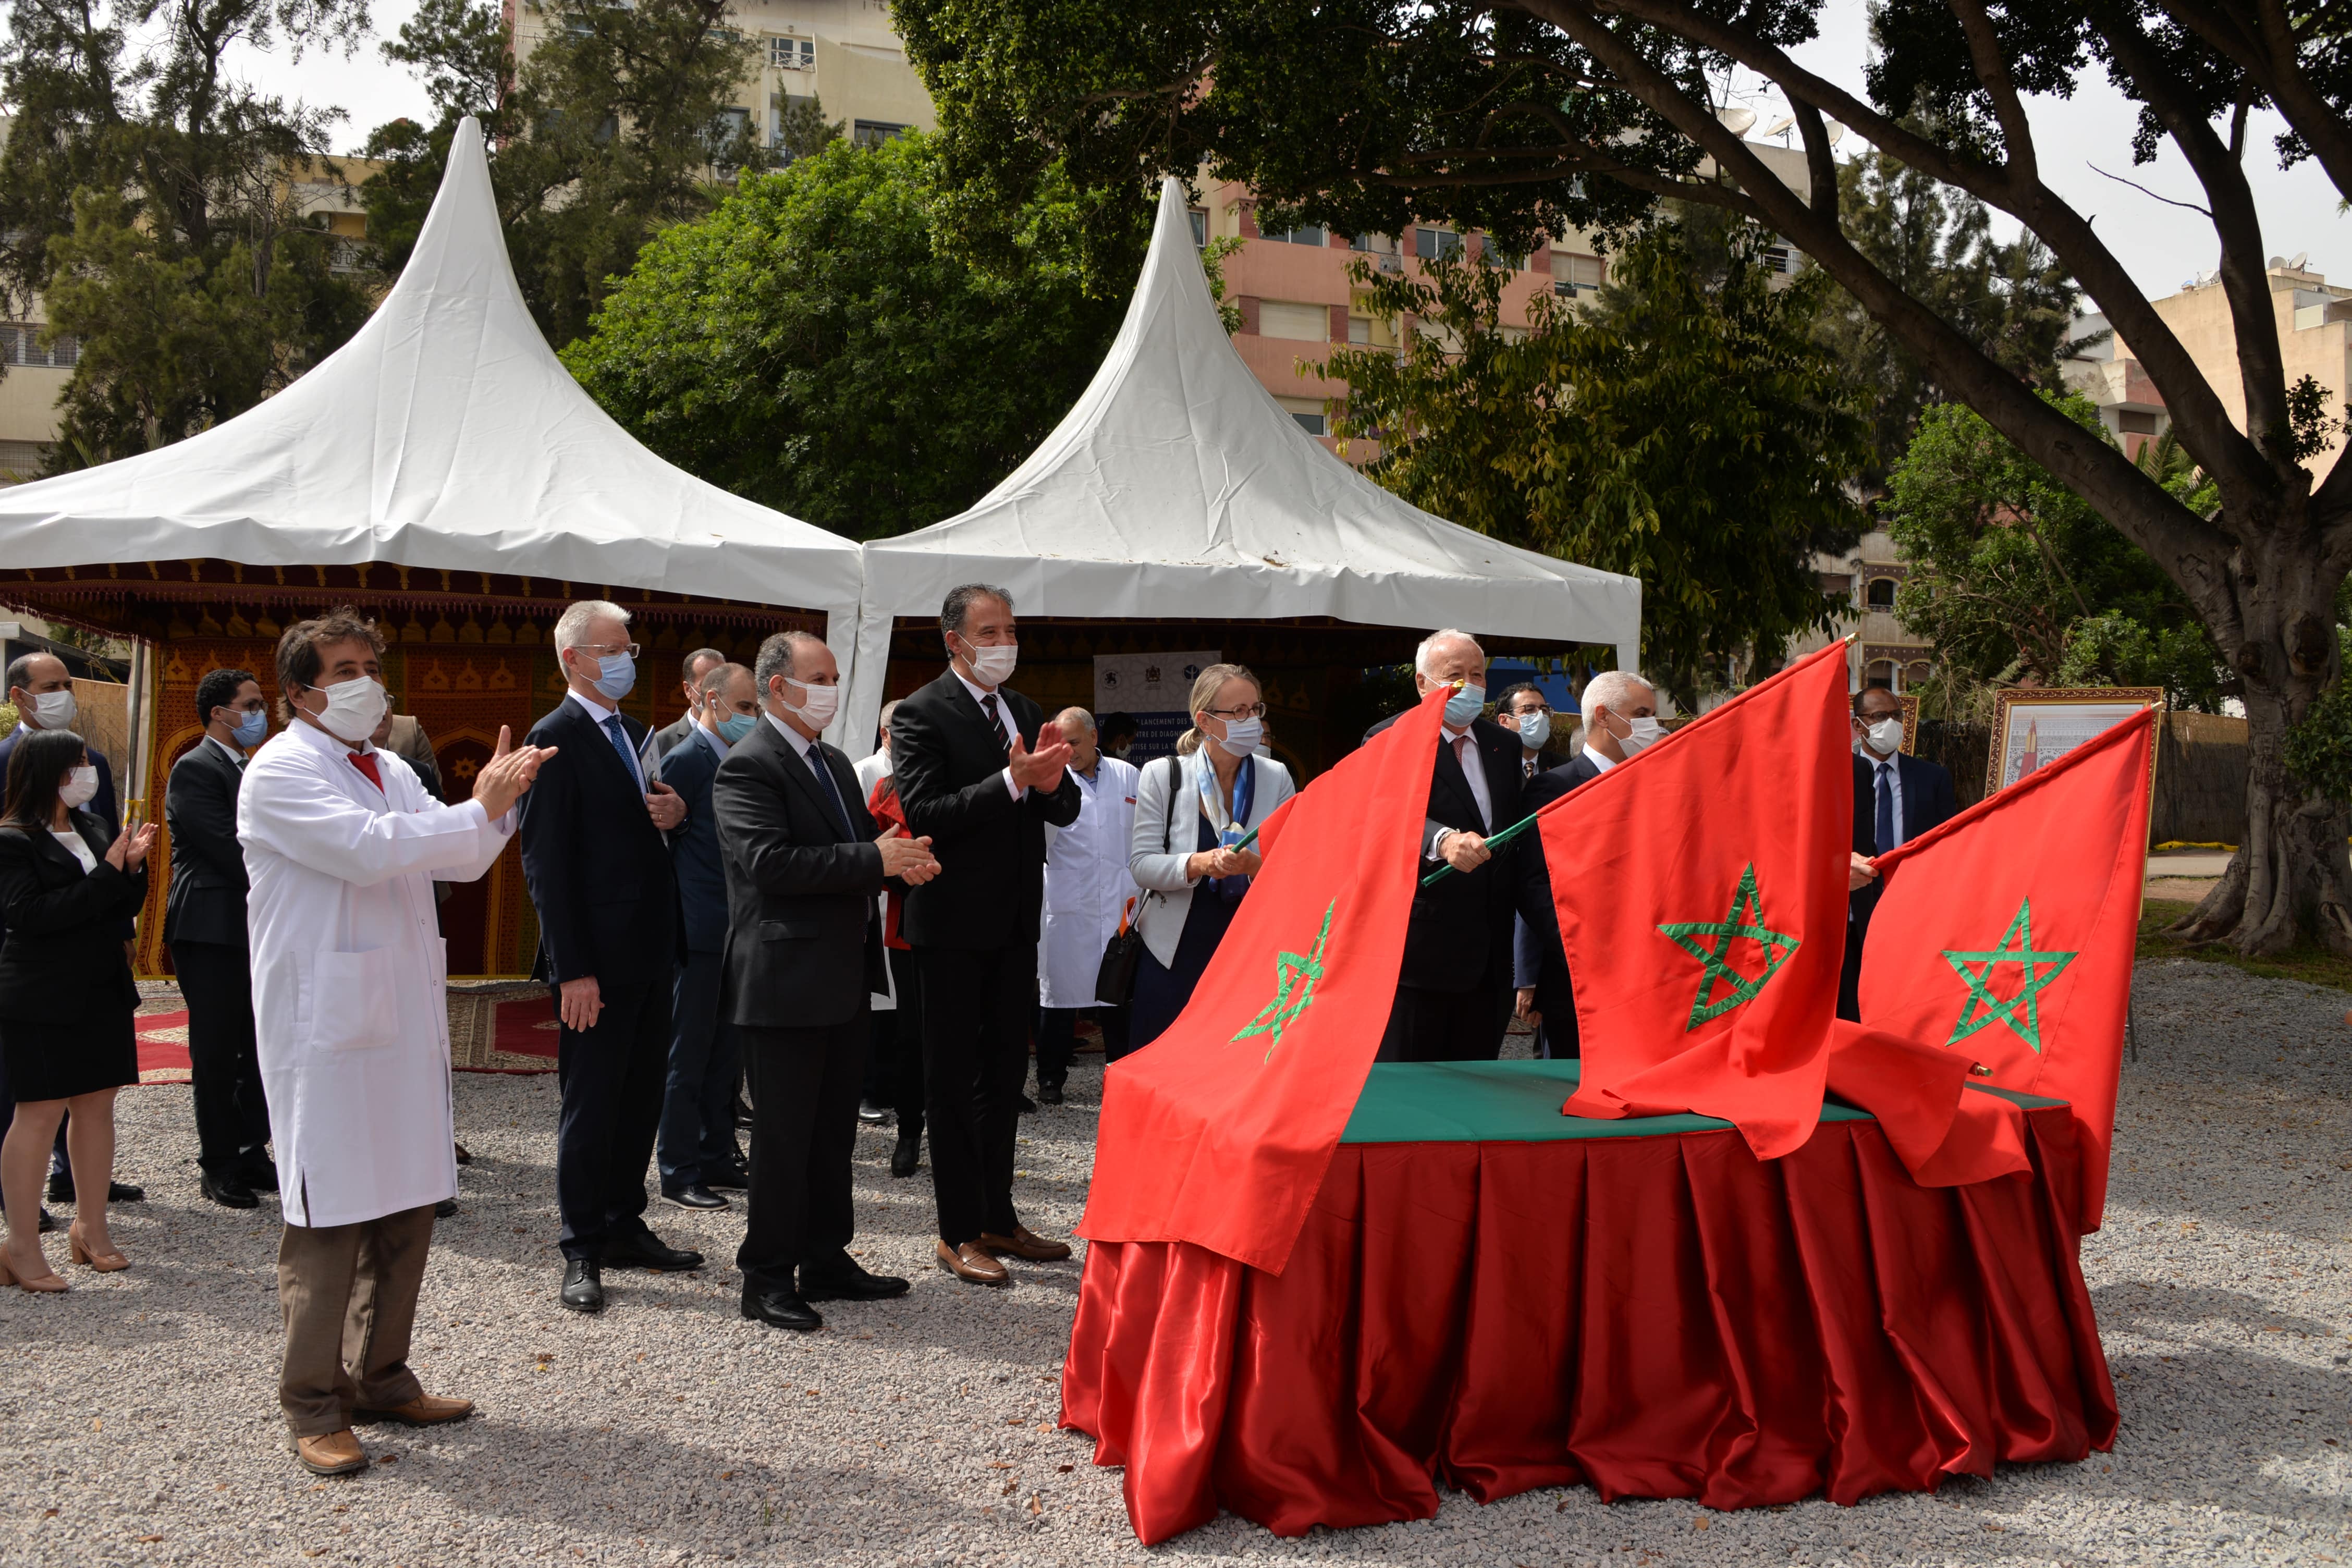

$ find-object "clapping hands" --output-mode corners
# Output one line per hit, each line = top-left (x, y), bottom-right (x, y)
(1007, 721), (1071, 792)
(472, 726), (557, 817)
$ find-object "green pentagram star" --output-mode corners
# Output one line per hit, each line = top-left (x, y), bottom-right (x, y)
(1656, 862), (1803, 1030)
(1942, 897), (2077, 1053)
(1231, 900), (1335, 1063)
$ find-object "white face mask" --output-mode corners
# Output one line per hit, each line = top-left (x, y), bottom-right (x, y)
(1215, 716), (1264, 757)
(57, 765), (98, 808)
(956, 635), (1019, 688)
(309, 676), (389, 745)
(1861, 716), (1903, 756)
(1608, 711), (1665, 758)
(778, 676), (840, 730)
(27, 689), (76, 730)
(1515, 711), (1552, 751)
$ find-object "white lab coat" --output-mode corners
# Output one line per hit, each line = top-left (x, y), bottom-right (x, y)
(854, 748), (899, 1010)
(1039, 755), (1142, 1009)
(239, 718), (516, 1228)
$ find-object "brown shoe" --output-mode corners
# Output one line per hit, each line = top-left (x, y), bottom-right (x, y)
(978, 1227), (1072, 1263)
(290, 1429), (368, 1477)
(354, 1393), (474, 1427)
(935, 1239), (1009, 1285)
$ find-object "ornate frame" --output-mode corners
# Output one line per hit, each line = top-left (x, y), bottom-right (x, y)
(1985, 687), (2164, 801)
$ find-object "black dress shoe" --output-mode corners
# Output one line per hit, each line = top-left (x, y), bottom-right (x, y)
(604, 1231), (705, 1272)
(733, 1095), (754, 1130)
(889, 1130), (921, 1179)
(201, 1171), (261, 1210)
(434, 1198), (459, 1219)
(799, 1253), (911, 1302)
(53, 1172), (145, 1204)
(561, 1260), (604, 1314)
(1036, 1081), (1065, 1105)
(856, 1098), (891, 1125)
(702, 1161), (751, 1192)
(36, 1206), (56, 1234)
(244, 1159), (281, 1193)
(110, 1180), (145, 1203)
(660, 1183), (729, 1211)
(1015, 1093), (1037, 1114)
(740, 1286), (822, 1331)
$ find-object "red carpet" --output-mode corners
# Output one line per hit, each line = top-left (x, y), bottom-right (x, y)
(133, 989), (563, 1082)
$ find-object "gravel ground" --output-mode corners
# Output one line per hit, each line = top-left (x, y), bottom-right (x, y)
(2, 957), (2347, 1567)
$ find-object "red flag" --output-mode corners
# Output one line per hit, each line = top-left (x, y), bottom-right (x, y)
(1544, 641), (1853, 1159)
(1078, 687), (1447, 1272)
(1860, 706), (2155, 1231)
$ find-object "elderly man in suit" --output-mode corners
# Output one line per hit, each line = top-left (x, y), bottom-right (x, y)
(636, 646), (729, 776)
(651, 660), (759, 1211)
(1840, 682), (1958, 1020)
(715, 631), (938, 1330)
(518, 600), (700, 1316)
(890, 584), (1083, 1285)
(166, 666), (278, 1208)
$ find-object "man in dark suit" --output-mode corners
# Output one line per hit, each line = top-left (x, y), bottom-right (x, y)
(1510, 670), (1660, 1059)
(1841, 682), (1958, 1020)
(651, 660), (757, 1211)
(518, 600), (700, 1315)
(890, 584), (1083, 1285)
(165, 666), (277, 1208)
(1494, 682), (1562, 782)
(636, 646), (728, 777)
(715, 631), (938, 1329)
(1364, 630), (1546, 1063)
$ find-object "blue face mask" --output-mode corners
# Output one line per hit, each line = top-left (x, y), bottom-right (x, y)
(589, 650), (636, 702)
(231, 708), (267, 748)
(717, 712), (757, 744)
(1443, 682), (1486, 729)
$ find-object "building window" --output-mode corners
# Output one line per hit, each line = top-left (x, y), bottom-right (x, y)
(768, 34), (813, 69)
(1415, 227), (1462, 261)
(0, 324), (75, 368)
(1818, 571), (1853, 599)
(1552, 252), (1604, 297)
(1348, 233), (1395, 254)
(852, 119), (909, 148)
(1265, 223), (1326, 247)
(1865, 577), (1897, 609)
(1348, 316), (1370, 345)
(1258, 300), (1330, 341)
(1187, 209), (1207, 248)
(1290, 411), (1328, 436)
(1866, 659), (1898, 689)
(2118, 409), (2160, 434)
(1490, 242), (1530, 271)
(708, 106), (753, 162)
(1905, 660), (1934, 689)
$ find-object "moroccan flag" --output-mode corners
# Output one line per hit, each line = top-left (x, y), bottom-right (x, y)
(1077, 687), (1446, 1273)
(1546, 641), (1853, 1158)
(1860, 705), (2155, 1232)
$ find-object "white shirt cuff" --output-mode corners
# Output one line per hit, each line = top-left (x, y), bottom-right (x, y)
(1429, 826), (1453, 859)
(1001, 766), (1020, 799)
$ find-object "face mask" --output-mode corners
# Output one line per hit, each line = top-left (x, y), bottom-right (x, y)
(717, 712), (757, 744)
(231, 708), (268, 748)
(1515, 711), (1552, 751)
(310, 677), (389, 745)
(584, 650), (635, 703)
(27, 689), (75, 730)
(1613, 713), (1665, 758)
(957, 636), (1018, 687)
(1442, 682), (1486, 729)
(780, 677), (840, 730)
(57, 765), (98, 808)
(1863, 716), (1903, 756)
(1215, 716), (1263, 757)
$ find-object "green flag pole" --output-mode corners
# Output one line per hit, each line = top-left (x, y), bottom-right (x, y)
(1421, 807), (1546, 886)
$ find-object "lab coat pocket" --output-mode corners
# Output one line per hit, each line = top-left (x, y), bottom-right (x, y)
(302, 948), (400, 1052)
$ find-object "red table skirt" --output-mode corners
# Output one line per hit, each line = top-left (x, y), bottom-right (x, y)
(1061, 1107), (2116, 1543)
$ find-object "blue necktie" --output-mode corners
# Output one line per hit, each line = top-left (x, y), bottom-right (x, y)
(600, 715), (645, 793)
(805, 745), (852, 839)
(1873, 762), (1896, 857)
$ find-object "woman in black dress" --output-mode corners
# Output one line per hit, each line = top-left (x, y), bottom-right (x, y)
(0, 727), (156, 1291)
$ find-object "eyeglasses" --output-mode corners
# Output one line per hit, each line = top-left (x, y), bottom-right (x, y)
(578, 641), (641, 658)
(1509, 704), (1553, 718)
(1204, 703), (1268, 719)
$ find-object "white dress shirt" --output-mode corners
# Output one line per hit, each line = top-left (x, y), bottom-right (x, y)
(952, 667), (1028, 800)
(205, 734), (248, 768)
(564, 686), (645, 791)
(1582, 744), (1616, 774)
(1428, 724), (1496, 857)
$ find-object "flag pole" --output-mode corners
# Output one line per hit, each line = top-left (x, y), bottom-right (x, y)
(1421, 807), (1546, 886)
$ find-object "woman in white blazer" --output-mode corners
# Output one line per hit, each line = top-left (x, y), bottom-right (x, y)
(1127, 664), (1295, 1049)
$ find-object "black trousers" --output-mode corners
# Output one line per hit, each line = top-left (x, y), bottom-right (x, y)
(864, 945), (925, 1134)
(1035, 1005), (1129, 1087)
(171, 939), (273, 1178)
(736, 1014), (864, 1293)
(553, 978), (671, 1262)
(1376, 982), (1515, 1063)
(916, 944), (1033, 1246)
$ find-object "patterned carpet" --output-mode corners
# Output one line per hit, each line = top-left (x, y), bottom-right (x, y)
(131, 982), (560, 1083)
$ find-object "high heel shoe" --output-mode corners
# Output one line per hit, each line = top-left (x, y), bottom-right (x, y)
(0, 1249), (69, 1293)
(67, 1223), (127, 1272)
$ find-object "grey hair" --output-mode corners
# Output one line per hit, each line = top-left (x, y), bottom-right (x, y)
(1413, 628), (1483, 677)
(940, 583), (1013, 638)
(753, 630), (828, 694)
(1582, 669), (1654, 720)
(553, 599), (630, 653)
(1056, 705), (1097, 736)
(699, 661), (750, 700)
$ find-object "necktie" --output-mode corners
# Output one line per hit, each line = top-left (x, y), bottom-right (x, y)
(1454, 734), (1488, 829)
(979, 691), (1013, 752)
(349, 752), (384, 794)
(600, 715), (645, 792)
(1874, 762), (1897, 856)
(805, 745), (852, 838)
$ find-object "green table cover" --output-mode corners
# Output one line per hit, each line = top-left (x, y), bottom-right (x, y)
(1339, 1058), (2064, 1144)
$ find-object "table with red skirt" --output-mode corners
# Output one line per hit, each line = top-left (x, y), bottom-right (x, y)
(1061, 1058), (2117, 1544)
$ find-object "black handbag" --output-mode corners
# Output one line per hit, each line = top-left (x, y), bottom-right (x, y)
(1094, 756), (1181, 1006)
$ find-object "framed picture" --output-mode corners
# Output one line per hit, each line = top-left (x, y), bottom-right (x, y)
(1899, 692), (1919, 755)
(1986, 688), (2164, 798)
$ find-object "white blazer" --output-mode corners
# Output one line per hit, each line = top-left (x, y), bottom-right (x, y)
(239, 718), (516, 1228)
(1128, 749), (1295, 968)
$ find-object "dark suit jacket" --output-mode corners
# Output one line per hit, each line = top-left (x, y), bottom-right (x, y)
(518, 695), (683, 989)
(712, 717), (889, 1028)
(1363, 712), (1533, 993)
(163, 738), (249, 947)
(657, 725), (731, 955)
(1849, 751), (1958, 926)
(888, 671), (1082, 950)
(1512, 750), (1611, 1047)
(643, 712), (697, 769)
(0, 813), (144, 1023)
(0, 727), (125, 947)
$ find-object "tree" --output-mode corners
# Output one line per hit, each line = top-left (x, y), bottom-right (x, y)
(360, 0), (768, 347)
(1321, 221), (1868, 704)
(559, 131), (1127, 537)
(894, 0), (2352, 958)
(0, 0), (375, 467)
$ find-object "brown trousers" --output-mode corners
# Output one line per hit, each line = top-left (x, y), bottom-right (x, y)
(276, 1204), (435, 1436)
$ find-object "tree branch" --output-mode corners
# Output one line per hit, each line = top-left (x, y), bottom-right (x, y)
(2156, 0), (2352, 207)
(1790, 97), (1835, 215)
(1948, 0), (2039, 182)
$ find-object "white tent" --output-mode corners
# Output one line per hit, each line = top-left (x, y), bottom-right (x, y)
(0, 115), (867, 734)
(845, 176), (1642, 754)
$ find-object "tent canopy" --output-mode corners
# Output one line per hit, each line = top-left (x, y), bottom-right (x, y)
(846, 176), (1642, 752)
(0, 115), (866, 719)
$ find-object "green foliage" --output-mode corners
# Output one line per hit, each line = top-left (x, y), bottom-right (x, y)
(1321, 220), (1869, 706)
(2287, 624), (2352, 806)
(0, 0), (376, 466)
(1884, 398), (2225, 709)
(559, 131), (1126, 537)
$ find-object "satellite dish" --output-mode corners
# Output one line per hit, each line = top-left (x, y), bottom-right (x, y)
(1762, 115), (1796, 139)
(1825, 120), (1846, 146)
(1718, 106), (1757, 135)
(2290, 251), (2310, 270)
(2270, 254), (2287, 268)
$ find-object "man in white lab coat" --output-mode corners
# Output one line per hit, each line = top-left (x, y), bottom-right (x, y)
(1034, 707), (1140, 1103)
(239, 609), (553, 1478)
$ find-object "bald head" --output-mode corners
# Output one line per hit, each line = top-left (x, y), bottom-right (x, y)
(1057, 706), (1099, 772)
(1412, 629), (1487, 706)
